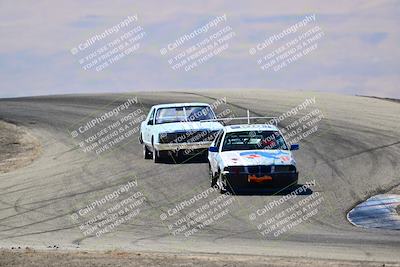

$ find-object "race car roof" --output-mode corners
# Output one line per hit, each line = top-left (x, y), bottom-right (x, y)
(152, 103), (211, 109)
(225, 124), (279, 133)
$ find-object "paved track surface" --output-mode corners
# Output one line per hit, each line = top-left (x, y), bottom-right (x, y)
(0, 90), (399, 263)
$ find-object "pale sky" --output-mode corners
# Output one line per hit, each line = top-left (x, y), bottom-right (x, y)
(0, 0), (399, 98)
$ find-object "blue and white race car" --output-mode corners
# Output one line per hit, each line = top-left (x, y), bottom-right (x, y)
(208, 124), (299, 193)
(140, 103), (223, 162)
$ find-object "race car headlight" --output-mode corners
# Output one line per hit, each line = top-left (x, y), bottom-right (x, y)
(273, 165), (297, 173)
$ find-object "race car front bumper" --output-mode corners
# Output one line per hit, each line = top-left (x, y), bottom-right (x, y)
(154, 141), (212, 152)
(223, 169), (298, 190)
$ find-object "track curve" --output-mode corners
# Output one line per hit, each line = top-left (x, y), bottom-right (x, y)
(0, 90), (399, 262)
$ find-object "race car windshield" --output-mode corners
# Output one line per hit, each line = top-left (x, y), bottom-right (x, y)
(155, 106), (214, 124)
(221, 130), (288, 151)
(185, 106), (215, 122)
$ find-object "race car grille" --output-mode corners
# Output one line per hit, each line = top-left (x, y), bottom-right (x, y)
(160, 130), (219, 143)
(228, 165), (296, 174)
(228, 165), (270, 175)
(247, 165), (271, 174)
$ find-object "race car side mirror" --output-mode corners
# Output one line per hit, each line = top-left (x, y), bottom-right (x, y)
(209, 146), (218, 152)
(290, 144), (299, 151)
(147, 120), (153, 125)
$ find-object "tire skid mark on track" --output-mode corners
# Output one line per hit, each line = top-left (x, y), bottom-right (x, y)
(0, 224), (78, 240)
(0, 183), (44, 200)
(330, 140), (400, 163)
(2, 173), (138, 212)
(305, 140), (362, 201)
(0, 173), (146, 232)
(0, 208), (77, 237)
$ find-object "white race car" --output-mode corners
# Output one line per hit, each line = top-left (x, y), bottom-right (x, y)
(208, 124), (299, 193)
(140, 103), (223, 162)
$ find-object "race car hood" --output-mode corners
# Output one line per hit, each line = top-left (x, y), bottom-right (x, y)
(155, 121), (223, 133)
(220, 150), (296, 166)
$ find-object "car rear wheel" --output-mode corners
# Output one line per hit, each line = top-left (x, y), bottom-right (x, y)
(209, 164), (217, 187)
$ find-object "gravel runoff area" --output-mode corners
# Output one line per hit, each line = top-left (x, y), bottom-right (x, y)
(1, 249), (399, 267)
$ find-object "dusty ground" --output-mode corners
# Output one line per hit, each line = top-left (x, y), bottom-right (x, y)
(1, 249), (398, 267)
(0, 120), (40, 173)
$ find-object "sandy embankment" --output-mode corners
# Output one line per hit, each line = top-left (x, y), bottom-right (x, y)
(0, 120), (40, 173)
(1, 249), (399, 267)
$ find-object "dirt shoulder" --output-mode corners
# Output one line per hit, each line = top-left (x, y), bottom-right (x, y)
(0, 120), (40, 173)
(0, 249), (399, 267)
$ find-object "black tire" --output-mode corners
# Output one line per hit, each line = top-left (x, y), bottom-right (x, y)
(209, 164), (217, 187)
(143, 144), (152, 159)
(217, 171), (227, 194)
(153, 147), (164, 163)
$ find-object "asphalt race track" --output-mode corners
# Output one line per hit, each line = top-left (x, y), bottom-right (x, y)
(0, 90), (399, 262)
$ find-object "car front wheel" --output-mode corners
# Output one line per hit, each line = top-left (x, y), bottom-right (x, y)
(143, 144), (152, 159)
(217, 171), (227, 194)
(153, 147), (164, 163)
